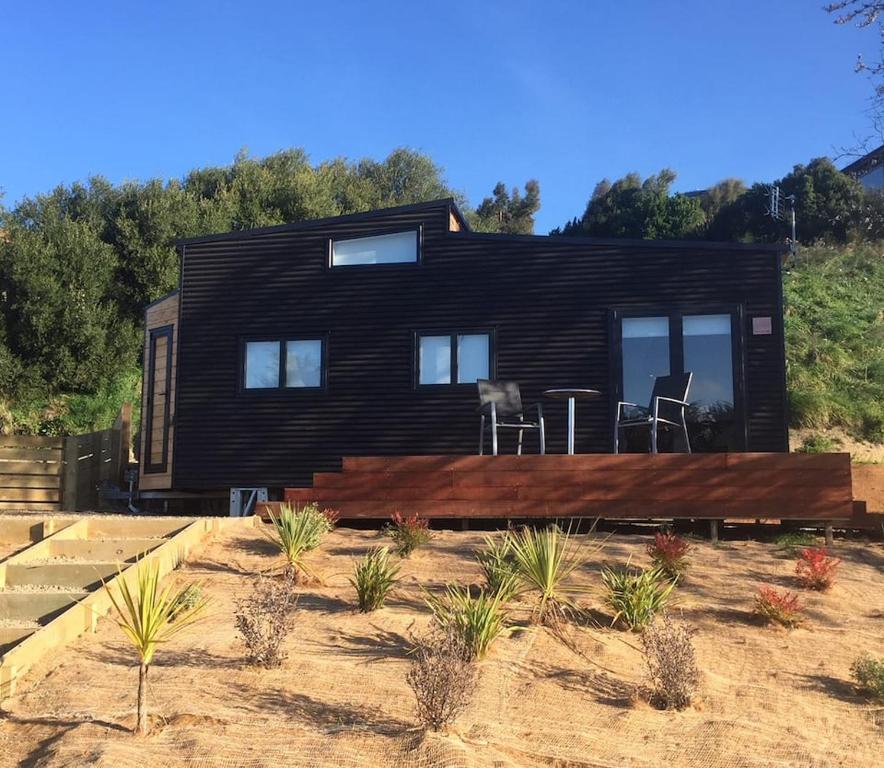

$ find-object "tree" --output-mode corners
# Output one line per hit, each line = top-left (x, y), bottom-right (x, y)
(554, 170), (705, 240)
(106, 563), (207, 735)
(708, 158), (865, 243)
(472, 180), (541, 234)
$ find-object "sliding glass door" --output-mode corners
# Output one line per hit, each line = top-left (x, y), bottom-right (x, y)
(616, 309), (742, 452)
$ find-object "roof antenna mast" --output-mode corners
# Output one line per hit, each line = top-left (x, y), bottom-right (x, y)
(766, 185), (797, 252)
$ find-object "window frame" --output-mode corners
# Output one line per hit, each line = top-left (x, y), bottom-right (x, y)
(328, 226), (422, 269)
(609, 305), (746, 450)
(240, 335), (328, 393)
(413, 329), (495, 389)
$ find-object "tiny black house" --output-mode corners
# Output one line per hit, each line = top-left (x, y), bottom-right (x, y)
(139, 198), (789, 494)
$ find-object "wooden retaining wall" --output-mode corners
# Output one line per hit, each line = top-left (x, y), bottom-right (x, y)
(273, 452), (857, 522)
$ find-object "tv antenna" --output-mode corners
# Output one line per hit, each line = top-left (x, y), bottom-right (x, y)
(767, 186), (796, 250)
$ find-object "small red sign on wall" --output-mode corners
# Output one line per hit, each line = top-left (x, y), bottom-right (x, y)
(752, 316), (773, 335)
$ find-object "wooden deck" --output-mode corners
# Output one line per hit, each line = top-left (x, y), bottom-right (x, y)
(264, 452), (861, 523)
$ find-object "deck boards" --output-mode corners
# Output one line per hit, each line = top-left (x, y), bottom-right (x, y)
(269, 452), (856, 521)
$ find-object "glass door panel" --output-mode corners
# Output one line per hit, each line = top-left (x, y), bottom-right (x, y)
(621, 317), (670, 407)
(683, 314), (736, 451)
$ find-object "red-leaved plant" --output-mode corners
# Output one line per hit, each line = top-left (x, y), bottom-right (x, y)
(387, 511), (434, 557)
(795, 547), (841, 591)
(647, 530), (691, 580)
(754, 585), (804, 628)
(321, 507), (341, 527)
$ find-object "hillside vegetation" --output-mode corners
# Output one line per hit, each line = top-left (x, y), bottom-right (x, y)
(784, 241), (884, 445)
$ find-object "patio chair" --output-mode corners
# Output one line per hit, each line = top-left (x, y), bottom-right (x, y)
(614, 372), (693, 454)
(477, 379), (546, 456)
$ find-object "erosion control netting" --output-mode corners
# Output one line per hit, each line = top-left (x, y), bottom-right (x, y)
(0, 527), (881, 767)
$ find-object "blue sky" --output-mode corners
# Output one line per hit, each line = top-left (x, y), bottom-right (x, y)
(0, 1), (879, 232)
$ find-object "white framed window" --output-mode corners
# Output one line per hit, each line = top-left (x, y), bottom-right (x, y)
(331, 230), (419, 267)
(417, 331), (492, 386)
(243, 338), (325, 390)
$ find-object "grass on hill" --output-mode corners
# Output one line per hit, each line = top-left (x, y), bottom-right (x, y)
(784, 241), (884, 445)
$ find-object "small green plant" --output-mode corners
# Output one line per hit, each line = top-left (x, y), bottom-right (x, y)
(509, 523), (596, 625)
(425, 584), (508, 660)
(602, 564), (674, 631)
(105, 563), (208, 735)
(386, 511), (434, 557)
(641, 616), (699, 710)
(475, 533), (520, 601)
(351, 547), (400, 612)
(407, 627), (477, 732)
(168, 582), (203, 622)
(266, 502), (333, 578)
(774, 531), (818, 556)
(647, 530), (691, 580)
(850, 654), (884, 701)
(798, 433), (838, 454)
(754, 585), (804, 628)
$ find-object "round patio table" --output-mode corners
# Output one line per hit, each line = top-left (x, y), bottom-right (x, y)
(543, 388), (601, 455)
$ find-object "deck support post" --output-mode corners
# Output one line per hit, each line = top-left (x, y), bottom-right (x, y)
(824, 523), (834, 547)
(709, 519), (719, 544)
(460, 519), (470, 532)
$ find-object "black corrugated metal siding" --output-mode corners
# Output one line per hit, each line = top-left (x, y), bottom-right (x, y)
(172, 200), (788, 489)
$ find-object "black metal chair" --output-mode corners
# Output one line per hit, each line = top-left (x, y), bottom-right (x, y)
(477, 379), (545, 456)
(614, 372), (693, 454)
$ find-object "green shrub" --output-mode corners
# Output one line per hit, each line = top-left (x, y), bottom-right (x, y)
(850, 654), (884, 701)
(774, 531), (818, 556)
(509, 523), (595, 625)
(797, 433), (839, 454)
(602, 564), (674, 631)
(350, 547), (400, 612)
(425, 585), (508, 660)
(475, 534), (520, 601)
(168, 582), (203, 622)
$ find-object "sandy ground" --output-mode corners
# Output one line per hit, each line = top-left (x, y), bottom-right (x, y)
(0, 525), (882, 768)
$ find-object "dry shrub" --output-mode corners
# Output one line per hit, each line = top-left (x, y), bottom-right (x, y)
(754, 585), (803, 628)
(406, 628), (477, 732)
(795, 546), (841, 590)
(234, 574), (298, 667)
(641, 616), (699, 710)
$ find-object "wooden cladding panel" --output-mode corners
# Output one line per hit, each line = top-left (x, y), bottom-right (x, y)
(139, 291), (178, 490)
(281, 453), (854, 521)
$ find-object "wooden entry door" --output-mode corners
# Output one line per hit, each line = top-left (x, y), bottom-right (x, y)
(145, 325), (173, 473)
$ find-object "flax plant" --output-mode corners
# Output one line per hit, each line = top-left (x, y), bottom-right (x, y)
(509, 522), (597, 625)
(266, 503), (330, 578)
(105, 562), (208, 735)
(602, 564), (674, 631)
(351, 547), (401, 612)
(475, 533), (520, 602)
(425, 584), (508, 660)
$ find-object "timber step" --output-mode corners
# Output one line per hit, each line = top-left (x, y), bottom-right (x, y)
(266, 453), (858, 523)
